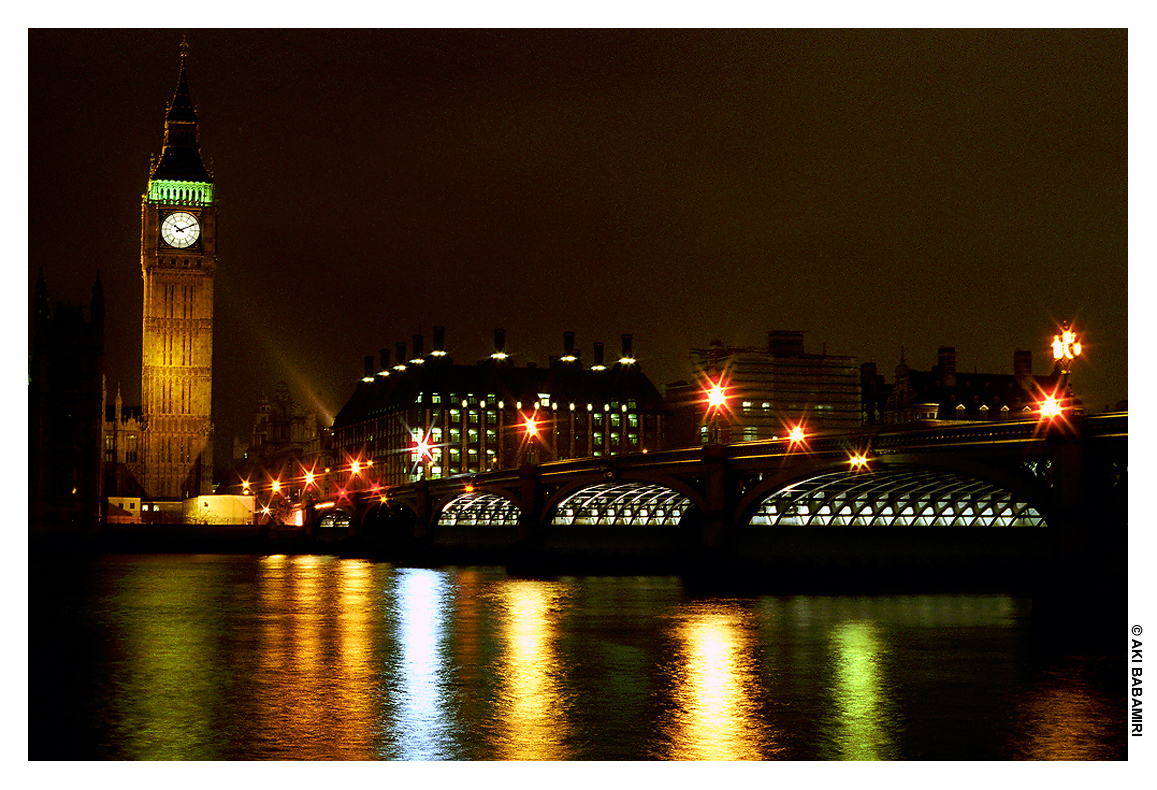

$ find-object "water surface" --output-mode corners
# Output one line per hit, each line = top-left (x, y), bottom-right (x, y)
(28, 553), (1124, 760)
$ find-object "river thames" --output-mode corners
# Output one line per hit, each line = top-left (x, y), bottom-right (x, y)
(28, 552), (1125, 760)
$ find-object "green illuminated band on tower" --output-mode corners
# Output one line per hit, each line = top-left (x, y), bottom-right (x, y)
(148, 179), (214, 205)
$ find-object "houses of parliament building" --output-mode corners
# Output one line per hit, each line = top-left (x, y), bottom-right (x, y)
(32, 39), (218, 527)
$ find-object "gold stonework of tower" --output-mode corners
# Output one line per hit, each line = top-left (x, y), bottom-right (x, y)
(141, 39), (215, 500)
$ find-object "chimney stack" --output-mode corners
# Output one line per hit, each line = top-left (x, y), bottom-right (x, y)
(620, 333), (634, 363)
(593, 341), (606, 370)
(492, 328), (507, 360)
(412, 333), (424, 361)
(433, 325), (446, 356)
(1014, 349), (1032, 378)
(937, 346), (957, 375)
(364, 356), (374, 377)
(396, 341), (408, 368)
(380, 348), (390, 371)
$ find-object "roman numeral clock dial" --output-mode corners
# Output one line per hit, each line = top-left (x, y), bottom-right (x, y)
(161, 210), (200, 248)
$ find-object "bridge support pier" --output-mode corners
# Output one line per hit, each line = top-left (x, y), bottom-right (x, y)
(518, 463), (543, 544)
(414, 480), (432, 541)
(1047, 430), (1085, 554)
(701, 444), (729, 548)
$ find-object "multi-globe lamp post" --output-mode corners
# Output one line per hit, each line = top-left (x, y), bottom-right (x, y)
(1044, 321), (1082, 419)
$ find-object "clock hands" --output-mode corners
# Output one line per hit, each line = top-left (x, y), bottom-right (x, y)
(163, 214), (198, 247)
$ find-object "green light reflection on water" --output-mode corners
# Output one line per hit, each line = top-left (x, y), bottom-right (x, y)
(828, 619), (898, 760)
(105, 557), (230, 760)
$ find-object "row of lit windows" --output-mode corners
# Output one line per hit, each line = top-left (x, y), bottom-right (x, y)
(416, 392), (639, 412)
(149, 179), (214, 204)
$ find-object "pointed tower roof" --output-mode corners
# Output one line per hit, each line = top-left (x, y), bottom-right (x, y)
(151, 35), (212, 183)
(166, 42), (198, 125)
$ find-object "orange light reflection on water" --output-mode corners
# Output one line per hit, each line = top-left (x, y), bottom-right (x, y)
(668, 610), (765, 760)
(255, 555), (382, 758)
(496, 581), (569, 759)
(1010, 663), (1120, 759)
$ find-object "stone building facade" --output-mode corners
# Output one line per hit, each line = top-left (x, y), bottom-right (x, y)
(139, 39), (216, 501)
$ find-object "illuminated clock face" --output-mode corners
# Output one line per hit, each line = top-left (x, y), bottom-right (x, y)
(161, 211), (200, 249)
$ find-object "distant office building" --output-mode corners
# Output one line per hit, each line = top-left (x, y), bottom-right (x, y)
(332, 329), (666, 485)
(882, 346), (1068, 424)
(676, 331), (862, 444)
(29, 271), (105, 532)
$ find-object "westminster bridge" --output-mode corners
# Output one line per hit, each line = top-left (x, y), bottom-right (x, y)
(299, 413), (1126, 587)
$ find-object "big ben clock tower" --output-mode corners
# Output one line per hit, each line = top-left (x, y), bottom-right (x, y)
(141, 37), (215, 501)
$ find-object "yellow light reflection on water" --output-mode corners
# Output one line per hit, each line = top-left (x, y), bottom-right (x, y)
(255, 555), (328, 751)
(495, 581), (569, 760)
(669, 610), (764, 760)
(828, 620), (897, 760)
(331, 559), (378, 756)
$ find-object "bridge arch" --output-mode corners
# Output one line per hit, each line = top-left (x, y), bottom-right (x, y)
(436, 490), (523, 528)
(543, 471), (708, 527)
(428, 488), (523, 552)
(550, 481), (696, 527)
(315, 505), (354, 530)
(737, 462), (1050, 529)
(358, 496), (417, 529)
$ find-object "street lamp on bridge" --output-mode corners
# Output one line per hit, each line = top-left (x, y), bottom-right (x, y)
(1049, 321), (1082, 417)
(704, 377), (728, 444)
(1051, 321), (1082, 373)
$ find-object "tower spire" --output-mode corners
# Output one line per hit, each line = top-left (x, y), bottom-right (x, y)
(150, 35), (211, 184)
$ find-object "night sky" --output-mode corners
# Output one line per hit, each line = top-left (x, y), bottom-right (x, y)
(27, 29), (1127, 471)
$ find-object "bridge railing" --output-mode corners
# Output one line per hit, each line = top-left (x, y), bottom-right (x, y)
(343, 413), (1125, 505)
